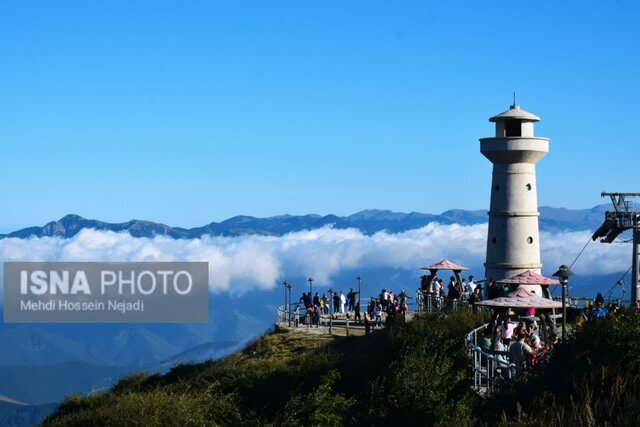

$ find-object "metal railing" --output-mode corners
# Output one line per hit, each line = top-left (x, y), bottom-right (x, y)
(464, 323), (517, 396)
(277, 303), (318, 327)
(551, 296), (630, 309)
(415, 290), (468, 313)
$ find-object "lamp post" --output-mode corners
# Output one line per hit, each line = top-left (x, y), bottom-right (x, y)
(356, 275), (362, 308)
(328, 287), (334, 335)
(282, 281), (287, 324)
(283, 281), (293, 327)
(553, 265), (575, 340)
(306, 278), (314, 329)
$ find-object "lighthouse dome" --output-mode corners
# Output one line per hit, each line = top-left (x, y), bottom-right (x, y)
(489, 105), (540, 123)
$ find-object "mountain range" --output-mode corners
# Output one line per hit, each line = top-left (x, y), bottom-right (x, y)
(0, 205), (610, 239)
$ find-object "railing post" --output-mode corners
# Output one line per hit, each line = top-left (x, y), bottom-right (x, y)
(487, 355), (494, 395)
(472, 347), (476, 389)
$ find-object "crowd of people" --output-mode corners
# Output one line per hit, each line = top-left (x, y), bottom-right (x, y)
(575, 292), (622, 329)
(421, 274), (485, 307)
(480, 314), (551, 375)
(289, 275), (629, 359)
(291, 272), (528, 330)
(477, 290), (633, 376)
(292, 288), (411, 334)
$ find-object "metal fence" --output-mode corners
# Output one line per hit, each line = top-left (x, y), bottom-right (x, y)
(415, 290), (468, 313)
(464, 323), (517, 396)
(551, 296), (630, 309)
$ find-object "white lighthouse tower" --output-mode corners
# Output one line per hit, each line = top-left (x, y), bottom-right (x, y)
(481, 103), (549, 282)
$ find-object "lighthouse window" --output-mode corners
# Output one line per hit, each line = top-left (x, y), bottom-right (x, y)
(491, 237), (497, 244)
(527, 236), (533, 244)
(495, 185), (500, 191)
(505, 120), (522, 137)
(526, 183), (532, 191)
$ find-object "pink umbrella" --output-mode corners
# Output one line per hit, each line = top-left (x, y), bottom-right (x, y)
(475, 287), (562, 309)
(419, 259), (470, 293)
(497, 270), (559, 285)
(420, 259), (469, 272)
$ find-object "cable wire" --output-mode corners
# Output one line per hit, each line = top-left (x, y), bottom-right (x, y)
(550, 235), (592, 296)
(569, 236), (592, 270)
(604, 266), (633, 300)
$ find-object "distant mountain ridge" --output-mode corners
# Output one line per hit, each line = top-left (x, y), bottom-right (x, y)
(0, 205), (609, 239)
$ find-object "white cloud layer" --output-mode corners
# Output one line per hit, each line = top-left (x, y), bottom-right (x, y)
(0, 224), (629, 295)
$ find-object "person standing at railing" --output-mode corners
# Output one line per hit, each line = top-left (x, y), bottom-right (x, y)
(480, 328), (492, 352)
(509, 330), (534, 374)
(428, 277), (438, 294)
(447, 277), (457, 299)
(468, 275), (476, 293)
(399, 290), (408, 315)
(469, 287), (482, 310)
(529, 334), (546, 367)
(592, 301), (609, 318)
(347, 288), (358, 312)
(379, 289), (386, 309)
(421, 275), (429, 292)
(294, 304), (300, 327)
(492, 335), (510, 378)
(374, 303), (383, 328)
(333, 292), (340, 318)
(438, 279), (446, 298)
(501, 315), (517, 346)
(312, 305), (321, 328)
(367, 298), (376, 318)
(322, 293), (329, 314)
(300, 292), (311, 311)
(354, 302), (361, 322)
(461, 278), (469, 301)
(595, 292), (604, 306)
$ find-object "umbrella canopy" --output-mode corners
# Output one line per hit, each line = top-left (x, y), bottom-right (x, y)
(419, 259), (469, 271)
(497, 270), (560, 285)
(475, 288), (562, 309)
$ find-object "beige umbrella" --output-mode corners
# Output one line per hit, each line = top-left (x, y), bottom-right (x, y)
(494, 269), (559, 297)
(497, 270), (559, 286)
(419, 259), (469, 292)
(475, 287), (562, 309)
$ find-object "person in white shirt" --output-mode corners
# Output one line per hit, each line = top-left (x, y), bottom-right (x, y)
(339, 292), (346, 313)
(468, 275), (476, 293)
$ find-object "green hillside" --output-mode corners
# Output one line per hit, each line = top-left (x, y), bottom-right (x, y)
(43, 309), (640, 426)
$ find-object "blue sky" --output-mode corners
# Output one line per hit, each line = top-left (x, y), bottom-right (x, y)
(0, 1), (638, 230)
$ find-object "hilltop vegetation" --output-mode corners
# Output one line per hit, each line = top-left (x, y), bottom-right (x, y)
(44, 311), (485, 426)
(43, 309), (640, 426)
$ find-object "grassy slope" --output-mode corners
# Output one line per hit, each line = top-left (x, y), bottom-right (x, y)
(43, 309), (640, 426)
(44, 310), (486, 426)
